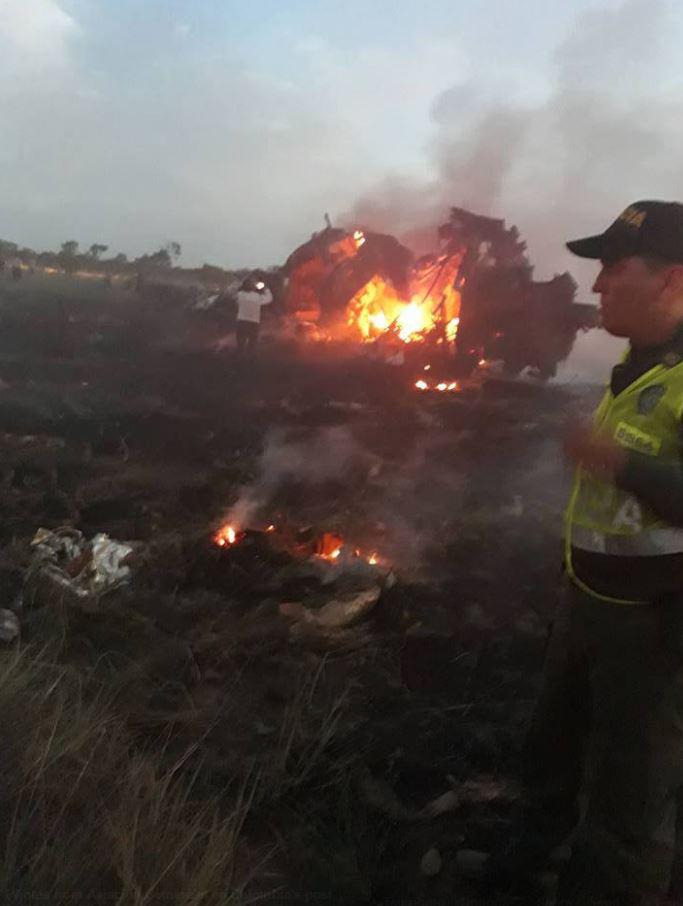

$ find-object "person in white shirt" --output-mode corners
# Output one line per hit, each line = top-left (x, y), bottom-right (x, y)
(235, 277), (272, 359)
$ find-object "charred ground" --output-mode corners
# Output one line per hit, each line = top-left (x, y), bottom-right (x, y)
(0, 273), (598, 904)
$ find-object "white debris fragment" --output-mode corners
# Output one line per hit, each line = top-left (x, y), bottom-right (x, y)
(90, 534), (134, 590)
(28, 527), (135, 601)
(420, 847), (442, 877)
(315, 586), (381, 629)
(0, 609), (20, 643)
(422, 789), (459, 818)
(280, 586), (381, 632)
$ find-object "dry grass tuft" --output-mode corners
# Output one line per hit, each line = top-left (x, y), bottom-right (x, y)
(0, 643), (250, 906)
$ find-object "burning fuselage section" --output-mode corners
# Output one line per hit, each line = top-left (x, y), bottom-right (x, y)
(346, 249), (463, 345)
(283, 206), (595, 379)
(283, 227), (412, 329)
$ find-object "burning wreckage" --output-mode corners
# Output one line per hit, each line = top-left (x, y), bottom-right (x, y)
(283, 206), (596, 382)
(0, 204), (593, 904)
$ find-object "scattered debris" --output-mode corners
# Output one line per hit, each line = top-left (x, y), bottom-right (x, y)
(422, 789), (459, 818)
(26, 526), (135, 607)
(193, 291), (221, 311)
(315, 548), (391, 588)
(0, 609), (20, 643)
(358, 768), (461, 824)
(89, 533), (135, 590)
(315, 586), (382, 628)
(0, 259), (585, 906)
(420, 847), (442, 877)
(280, 586), (382, 632)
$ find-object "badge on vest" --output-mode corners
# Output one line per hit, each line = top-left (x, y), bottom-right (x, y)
(614, 421), (661, 456)
(637, 384), (666, 414)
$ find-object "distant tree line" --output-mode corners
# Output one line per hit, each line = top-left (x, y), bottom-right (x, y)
(0, 238), (184, 275)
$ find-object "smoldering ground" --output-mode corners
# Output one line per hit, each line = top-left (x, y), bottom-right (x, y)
(218, 386), (573, 579)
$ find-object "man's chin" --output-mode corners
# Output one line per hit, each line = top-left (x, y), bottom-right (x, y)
(599, 314), (629, 338)
(603, 325), (630, 338)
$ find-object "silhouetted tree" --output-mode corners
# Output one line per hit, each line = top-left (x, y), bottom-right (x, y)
(60, 240), (79, 257)
(59, 240), (79, 274)
(167, 241), (181, 263)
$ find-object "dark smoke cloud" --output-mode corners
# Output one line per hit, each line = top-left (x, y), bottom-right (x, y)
(432, 106), (532, 214)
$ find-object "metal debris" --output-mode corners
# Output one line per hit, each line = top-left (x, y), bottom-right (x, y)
(280, 586), (381, 632)
(27, 527), (135, 604)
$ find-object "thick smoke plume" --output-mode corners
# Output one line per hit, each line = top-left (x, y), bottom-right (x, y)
(342, 0), (682, 291)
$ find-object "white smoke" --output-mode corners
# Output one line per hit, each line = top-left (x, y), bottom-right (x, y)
(224, 426), (376, 530)
(221, 419), (473, 573)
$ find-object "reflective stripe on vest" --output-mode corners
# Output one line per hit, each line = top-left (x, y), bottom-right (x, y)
(571, 524), (683, 556)
(565, 357), (683, 602)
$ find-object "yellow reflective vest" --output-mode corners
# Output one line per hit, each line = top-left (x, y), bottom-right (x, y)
(565, 358), (683, 603)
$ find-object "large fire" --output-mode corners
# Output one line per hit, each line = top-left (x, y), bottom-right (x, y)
(346, 249), (464, 345)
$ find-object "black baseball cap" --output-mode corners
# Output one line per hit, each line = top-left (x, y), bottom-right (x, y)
(567, 200), (683, 263)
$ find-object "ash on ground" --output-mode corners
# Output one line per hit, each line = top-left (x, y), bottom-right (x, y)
(0, 272), (598, 905)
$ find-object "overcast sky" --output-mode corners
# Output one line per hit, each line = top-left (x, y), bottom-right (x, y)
(2, 0), (683, 347)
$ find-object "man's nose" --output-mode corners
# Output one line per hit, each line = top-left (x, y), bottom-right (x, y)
(592, 267), (607, 294)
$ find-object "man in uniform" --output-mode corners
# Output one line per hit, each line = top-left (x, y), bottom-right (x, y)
(487, 201), (683, 904)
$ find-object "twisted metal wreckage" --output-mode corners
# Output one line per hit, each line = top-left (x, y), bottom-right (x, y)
(283, 206), (596, 379)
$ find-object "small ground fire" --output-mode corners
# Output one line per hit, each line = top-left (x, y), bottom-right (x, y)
(213, 522), (383, 569)
(214, 525), (238, 547)
(414, 379), (459, 392)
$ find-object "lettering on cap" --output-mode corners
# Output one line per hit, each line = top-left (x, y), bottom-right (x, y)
(618, 206), (647, 230)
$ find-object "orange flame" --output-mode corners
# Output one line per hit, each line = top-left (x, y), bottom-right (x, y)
(414, 378), (460, 393)
(317, 531), (345, 561)
(446, 317), (460, 342)
(214, 524), (237, 547)
(346, 250), (464, 345)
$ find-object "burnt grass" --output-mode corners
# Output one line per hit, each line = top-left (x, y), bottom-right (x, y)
(0, 274), (596, 905)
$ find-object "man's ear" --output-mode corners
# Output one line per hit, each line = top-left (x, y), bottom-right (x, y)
(663, 264), (683, 291)
(656, 265), (683, 303)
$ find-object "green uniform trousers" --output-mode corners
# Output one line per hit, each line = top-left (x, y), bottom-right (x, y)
(524, 580), (683, 904)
